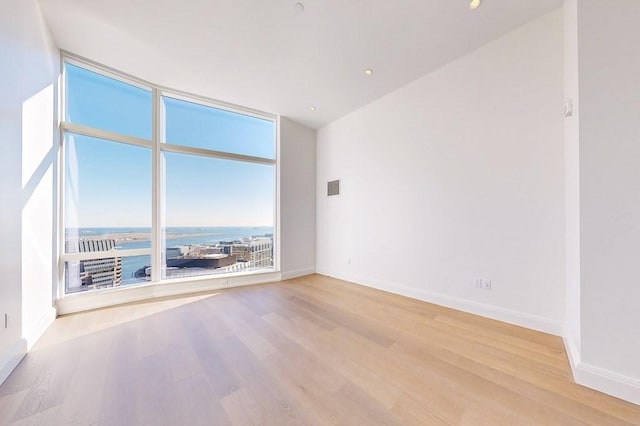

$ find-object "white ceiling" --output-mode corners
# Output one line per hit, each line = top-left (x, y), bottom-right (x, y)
(38, 0), (561, 129)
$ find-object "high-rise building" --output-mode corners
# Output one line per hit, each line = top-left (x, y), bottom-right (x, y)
(65, 239), (122, 292)
(217, 236), (273, 269)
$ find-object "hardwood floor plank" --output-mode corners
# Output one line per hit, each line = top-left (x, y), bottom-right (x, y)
(175, 373), (232, 426)
(181, 324), (241, 400)
(322, 383), (405, 426)
(216, 336), (315, 425)
(287, 278), (569, 380)
(10, 404), (62, 426)
(286, 293), (397, 348)
(0, 274), (638, 425)
(0, 389), (29, 425)
(262, 312), (404, 410)
(222, 386), (266, 426)
(394, 330), (633, 426)
(433, 314), (565, 359)
(215, 313), (279, 360)
(10, 335), (79, 422)
(98, 323), (140, 426)
(55, 329), (113, 425)
(391, 393), (451, 426)
(135, 352), (182, 426)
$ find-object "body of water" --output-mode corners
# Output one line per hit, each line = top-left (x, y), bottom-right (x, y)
(68, 226), (273, 284)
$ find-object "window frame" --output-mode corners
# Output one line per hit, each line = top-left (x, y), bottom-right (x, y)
(58, 51), (280, 300)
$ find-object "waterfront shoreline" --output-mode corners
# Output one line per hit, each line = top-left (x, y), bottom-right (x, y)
(69, 232), (228, 243)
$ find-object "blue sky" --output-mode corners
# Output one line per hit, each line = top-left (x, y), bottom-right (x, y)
(65, 63), (275, 228)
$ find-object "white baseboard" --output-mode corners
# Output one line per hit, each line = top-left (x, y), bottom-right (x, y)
(0, 338), (27, 386)
(573, 362), (640, 406)
(563, 333), (581, 373)
(563, 332), (640, 406)
(24, 307), (57, 351)
(315, 268), (563, 336)
(281, 267), (315, 280)
(57, 271), (282, 315)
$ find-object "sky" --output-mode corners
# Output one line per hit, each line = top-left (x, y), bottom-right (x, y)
(65, 63), (275, 228)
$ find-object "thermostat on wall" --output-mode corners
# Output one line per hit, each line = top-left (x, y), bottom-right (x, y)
(328, 180), (340, 196)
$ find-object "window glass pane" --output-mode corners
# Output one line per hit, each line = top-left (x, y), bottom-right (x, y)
(62, 58), (278, 293)
(163, 96), (275, 159)
(65, 63), (152, 139)
(64, 133), (152, 253)
(65, 254), (151, 293)
(162, 152), (274, 279)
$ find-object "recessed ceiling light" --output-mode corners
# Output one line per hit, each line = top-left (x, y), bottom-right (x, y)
(309, 106), (316, 111)
(364, 69), (373, 76)
(469, 0), (481, 10)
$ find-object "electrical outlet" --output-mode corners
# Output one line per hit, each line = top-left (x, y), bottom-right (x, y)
(482, 279), (492, 290)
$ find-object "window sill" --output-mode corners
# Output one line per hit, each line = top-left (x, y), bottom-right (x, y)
(56, 269), (281, 315)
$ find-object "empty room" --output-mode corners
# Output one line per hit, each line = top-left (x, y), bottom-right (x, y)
(1, 0), (639, 424)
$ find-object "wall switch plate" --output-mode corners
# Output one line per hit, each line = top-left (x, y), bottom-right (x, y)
(481, 279), (492, 290)
(474, 278), (483, 288)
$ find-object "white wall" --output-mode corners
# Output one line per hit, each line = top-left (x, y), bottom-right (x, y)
(280, 118), (317, 279)
(0, 0), (59, 384)
(317, 10), (565, 334)
(563, 0), (581, 358)
(570, 0), (640, 403)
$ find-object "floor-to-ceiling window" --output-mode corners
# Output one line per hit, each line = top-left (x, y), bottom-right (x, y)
(60, 56), (277, 294)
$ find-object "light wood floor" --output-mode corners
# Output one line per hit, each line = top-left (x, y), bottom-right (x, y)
(1, 275), (639, 425)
